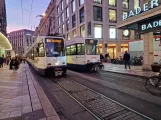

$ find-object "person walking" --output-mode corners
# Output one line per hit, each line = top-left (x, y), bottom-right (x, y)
(0, 56), (3, 69)
(123, 51), (131, 70)
(10, 57), (19, 72)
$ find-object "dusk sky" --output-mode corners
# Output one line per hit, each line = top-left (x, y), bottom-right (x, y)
(6, 0), (50, 33)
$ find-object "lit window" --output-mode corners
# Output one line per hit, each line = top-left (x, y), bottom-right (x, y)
(109, 26), (116, 39)
(94, 0), (102, 4)
(122, 0), (129, 9)
(72, 0), (76, 13)
(72, 14), (76, 28)
(94, 6), (102, 21)
(134, 0), (139, 10)
(94, 24), (102, 38)
(73, 29), (77, 37)
(80, 25), (85, 37)
(67, 33), (70, 40)
(80, 7), (84, 23)
(109, 0), (116, 6)
(66, 7), (69, 18)
(79, 0), (84, 6)
(109, 9), (116, 23)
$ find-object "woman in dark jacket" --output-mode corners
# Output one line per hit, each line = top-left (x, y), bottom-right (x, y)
(10, 57), (19, 72)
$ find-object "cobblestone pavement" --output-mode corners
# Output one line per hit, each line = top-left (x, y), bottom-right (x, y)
(103, 63), (152, 77)
(56, 78), (152, 120)
(0, 64), (60, 120)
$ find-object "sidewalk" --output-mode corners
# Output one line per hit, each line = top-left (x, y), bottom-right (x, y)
(103, 63), (153, 78)
(0, 64), (60, 120)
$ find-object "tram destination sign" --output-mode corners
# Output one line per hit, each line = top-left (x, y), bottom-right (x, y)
(123, 0), (160, 20)
(139, 16), (161, 33)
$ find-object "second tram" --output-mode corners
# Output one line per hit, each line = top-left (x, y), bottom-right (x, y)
(66, 37), (101, 71)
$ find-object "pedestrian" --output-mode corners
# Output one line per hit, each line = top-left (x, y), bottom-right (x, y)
(23, 57), (26, 64)
(123, 51), (131, 70)
(100, 53), (104, 62)
(10, 57), (19, 72)
(0, 56), (4, 69)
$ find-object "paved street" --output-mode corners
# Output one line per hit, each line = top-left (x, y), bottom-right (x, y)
(0, 63), (161, 120)
(0, 64), (60, 120)
(103, 63), (152, 78)
(28, 64), (161, 120)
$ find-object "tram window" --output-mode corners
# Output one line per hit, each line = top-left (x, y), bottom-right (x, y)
(66, 46), (71, 55)
(77, 44), (85, 55)
(71, 45), (76, 55)
(38, 43), (45, 57)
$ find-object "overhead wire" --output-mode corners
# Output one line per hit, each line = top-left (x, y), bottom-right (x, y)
(20, 0), (23, 28)
(28, 0), (34, 29)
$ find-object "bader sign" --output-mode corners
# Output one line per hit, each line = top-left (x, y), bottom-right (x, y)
(123, 0), (159, 20)
(141, 20), (161, 31)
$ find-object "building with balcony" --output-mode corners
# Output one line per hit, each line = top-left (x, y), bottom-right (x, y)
(8, 29), (34, 56)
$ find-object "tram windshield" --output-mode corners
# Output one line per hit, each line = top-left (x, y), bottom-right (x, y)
(85, 39), (100, 55)
(45, 38), (65, 57)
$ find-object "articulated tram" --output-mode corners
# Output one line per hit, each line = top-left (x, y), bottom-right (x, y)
(66, 37), (101, 71)
(26, 35), (66, 76)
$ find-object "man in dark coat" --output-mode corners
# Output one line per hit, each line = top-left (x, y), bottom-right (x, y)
(123, 51), (131, 70)
(10, 57), (19, 72)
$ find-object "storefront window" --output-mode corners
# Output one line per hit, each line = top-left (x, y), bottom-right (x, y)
(109, 0), (116, 7)
(94, 24), (102, 38)
(121, 44), (128, 52)
(107, 44), (116, 59)
(109, 9), (116, 23)
(122, 0), (129, 9)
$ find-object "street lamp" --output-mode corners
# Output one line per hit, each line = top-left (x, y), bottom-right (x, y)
(36, 13), (55, 35)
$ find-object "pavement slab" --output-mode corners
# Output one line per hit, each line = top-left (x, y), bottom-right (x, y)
(0, 64), (60, 120)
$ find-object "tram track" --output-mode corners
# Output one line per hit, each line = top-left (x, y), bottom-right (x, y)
(50, 76), (153, 120)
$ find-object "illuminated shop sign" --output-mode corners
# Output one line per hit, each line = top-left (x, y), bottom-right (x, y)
(141, 20), (161, 31)
(138, 16), (161, 33)
(123, 0), (159, 20)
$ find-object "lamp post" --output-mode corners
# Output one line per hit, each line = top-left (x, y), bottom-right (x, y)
(36, 13), (55, 35)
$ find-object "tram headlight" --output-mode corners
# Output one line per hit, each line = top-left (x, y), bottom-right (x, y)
(55, 59), (60, 65)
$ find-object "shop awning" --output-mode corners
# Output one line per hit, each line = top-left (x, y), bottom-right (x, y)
(0, 32), (12, 50)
